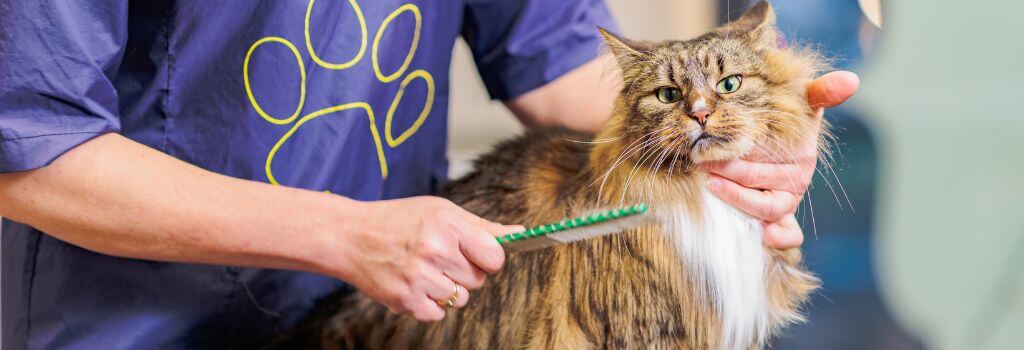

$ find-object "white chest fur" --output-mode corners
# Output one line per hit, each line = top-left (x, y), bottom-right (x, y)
(659, 190), (771, 350)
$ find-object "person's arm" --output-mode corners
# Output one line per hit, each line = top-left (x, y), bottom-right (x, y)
(504, 56), (619, 132)
(504, 56), (859, 249)
(0, 133), (514, 321)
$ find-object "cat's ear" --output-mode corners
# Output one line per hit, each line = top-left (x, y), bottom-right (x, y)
(599, 28), (651, 67)
(726, 1), (780, 51)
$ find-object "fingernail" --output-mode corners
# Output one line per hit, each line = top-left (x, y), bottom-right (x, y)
(706, 178), (721, 192)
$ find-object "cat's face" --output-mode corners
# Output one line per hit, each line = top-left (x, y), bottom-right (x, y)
(602, 1), (820, 165)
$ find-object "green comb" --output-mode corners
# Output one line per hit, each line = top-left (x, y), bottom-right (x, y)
(496, 203), (650, 252)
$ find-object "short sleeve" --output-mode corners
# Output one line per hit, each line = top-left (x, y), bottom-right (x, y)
(461, 0), (619, 100)
(0, 1), (127, 172)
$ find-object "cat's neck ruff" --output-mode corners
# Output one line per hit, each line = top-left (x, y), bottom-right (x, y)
(656, 189), (772, 349)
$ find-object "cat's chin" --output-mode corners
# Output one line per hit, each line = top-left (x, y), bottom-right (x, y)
(688, 139), (753, 163)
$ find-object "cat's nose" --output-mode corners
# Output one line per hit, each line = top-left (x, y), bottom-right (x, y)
(689, 109), (711, 126)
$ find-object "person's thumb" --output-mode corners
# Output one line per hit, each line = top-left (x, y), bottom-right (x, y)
(807, 71), (859, 109)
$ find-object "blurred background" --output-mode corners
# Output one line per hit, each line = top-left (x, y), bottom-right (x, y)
(448, 0), (1023, 349)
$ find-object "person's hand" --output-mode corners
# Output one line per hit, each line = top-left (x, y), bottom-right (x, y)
(702, 71), (859, 249)
(324, 196), (521, 322)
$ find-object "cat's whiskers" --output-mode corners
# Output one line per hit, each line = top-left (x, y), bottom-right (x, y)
(596, 127), (669, 183)
(745, 109), (837, 173)
(619, 133), (676, 206)
(606, 128), (671, 259)
(613, 136), (673, 261)
(749, 131), (825, 238)
(562, 136), (624, 144)
(641, 131), (686, 206)
(594, 129), (667, 205)
(593, 127), (671, 205)
(817, 148), (853, 211)
(740, 109), (816, 143)
(706, 123), (802, 197)
(741, 116), (851, 213)
(730, 122), (814, 198)
(729, 121), (836, 239)
(667, 141), (685, 178)
(723, 126), (802, 191)
(593, 132), (654, 190)
(633, 133), (694, 212)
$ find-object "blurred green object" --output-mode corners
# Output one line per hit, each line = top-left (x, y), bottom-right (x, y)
(858, 1), (1024, 349)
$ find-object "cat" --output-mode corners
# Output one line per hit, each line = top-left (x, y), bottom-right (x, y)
(274, 2), (827, 349)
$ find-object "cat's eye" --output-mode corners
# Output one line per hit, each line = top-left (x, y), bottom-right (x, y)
(716, 75), (743, 94)
(656, 87), (683, 103)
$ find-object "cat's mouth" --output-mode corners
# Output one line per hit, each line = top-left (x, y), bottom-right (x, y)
(691, 133), (728, 149)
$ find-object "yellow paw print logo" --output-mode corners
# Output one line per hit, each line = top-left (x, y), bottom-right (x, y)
(243, 0), (434, 185)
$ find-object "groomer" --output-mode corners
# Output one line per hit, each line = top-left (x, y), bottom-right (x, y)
(0, 1), (857, 348)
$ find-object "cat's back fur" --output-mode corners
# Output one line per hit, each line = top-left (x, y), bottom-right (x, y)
(279, 129), (814, 349)
(297, 129), (704, 349)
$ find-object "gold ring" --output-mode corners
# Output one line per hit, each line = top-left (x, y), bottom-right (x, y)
(437, 284), (460, 308)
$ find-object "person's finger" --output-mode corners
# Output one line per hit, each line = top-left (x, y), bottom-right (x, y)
(701, 160), (811, 194)
(706, 175), (800, 222)
(421, 268), (459, 305)
(456, 209), (525, 237)
(372, 281), (408, 315)
(421, 274), (469, 309)
(438, 253), (487, 290)
(408, 295), (446, 322)
(740, 134), (820, 164)
(499, 224), (527, 236)
(453, 283), (470, 308)
(807, 71), (859, 109)
(763, 214), (804, 249)
(454, 218), (507, 273)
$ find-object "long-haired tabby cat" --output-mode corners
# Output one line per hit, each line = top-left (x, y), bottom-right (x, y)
(277, 2), (827, 349)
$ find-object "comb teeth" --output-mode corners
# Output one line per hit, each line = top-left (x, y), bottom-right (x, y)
(497, 204), (649, 252)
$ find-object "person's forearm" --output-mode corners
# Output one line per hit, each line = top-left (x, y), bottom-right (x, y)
(0, 133), (350, 273)
(504, 54), (620, 132)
